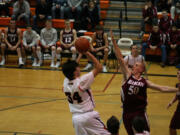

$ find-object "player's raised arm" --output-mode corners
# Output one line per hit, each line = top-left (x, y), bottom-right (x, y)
(85, 51), (102, 77)
(110, 30), (131, 79)
(146, 80), (179, 92)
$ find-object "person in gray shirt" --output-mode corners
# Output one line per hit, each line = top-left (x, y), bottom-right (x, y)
(22, 25), (40, 66)
(37, 19), (59, 68)
(12, 0), (30, 25)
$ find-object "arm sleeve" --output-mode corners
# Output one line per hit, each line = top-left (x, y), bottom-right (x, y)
(67, 0), (72, 7)
(40, 30), (46, 46)
(29, 31), (37, 47)
(124, 55), (128, 63)
(74, 0), (83, 8)
(147, 33), (152, 46)
(79, 72), (94, 91)
(22, 32), (27, 46)
(24, 1), (30, 15)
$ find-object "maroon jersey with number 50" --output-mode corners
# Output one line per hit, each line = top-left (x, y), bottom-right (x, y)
(62, 29), (74, 44)
(121, 75), (148, 113)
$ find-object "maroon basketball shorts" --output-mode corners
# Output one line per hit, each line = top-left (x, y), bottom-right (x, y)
(123, 110), (150, 135)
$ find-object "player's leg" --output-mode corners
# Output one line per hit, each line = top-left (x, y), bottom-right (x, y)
(169, 128), (177, 135)
(0, 43), (6, 65)
(16, 46), (24, 66)
(123, 113), (134, 135)
(36, 45), (42, 66)
(32, 46), (38, 66)
(71, 46), (77, 60)
(102, 47), (109, 72)
(137, 111), (150, 132)
(85, 111), (110, 135)
(50, 45), (56, 67)
(21, 45), (27, 64)
(72, 115), (88, 135)
(169, 112), (180, 135)
(55, 46), (62, 68)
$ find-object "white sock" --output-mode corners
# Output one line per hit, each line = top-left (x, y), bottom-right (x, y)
(51, 50), (56, 63)
(56, 54), (61, 61)
(19, 57), (22, 62)
(72, 53), (76, 60)
(37, 51), (42, 61)
(1, 56), (5, 61)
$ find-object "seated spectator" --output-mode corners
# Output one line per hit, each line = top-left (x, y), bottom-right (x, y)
(33, 0), (52, 31)
(159, 10), (173, 34)
(36, 19), (58, 67)
(171, 1), (180, 19)
(106, 116), (120, 135)
(132, 116), (150, 135)
(0, 0), (10, 17)
(81, 0), (100, 30)
(22, 25), (40, 66)
(140, 0), (157, 37)
(167, 25), (180, 65)
(12, 0), (30, 26)
(142, 25), (167, 67)
(51, 0), (67, 19)
(156, 0), (172, 12)
(83, 25), (109, 72)
(0, 20), (24, 66)
(57, 19), (77, 66)
(66, 0), (83, 20)
(124, 44), (148, 79)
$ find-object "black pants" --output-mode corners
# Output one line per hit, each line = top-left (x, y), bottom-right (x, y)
(0, 3), (9, 16)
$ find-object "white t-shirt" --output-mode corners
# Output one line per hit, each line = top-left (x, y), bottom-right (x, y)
(124, 54), (144, 68)
(63, 71), (95, 114)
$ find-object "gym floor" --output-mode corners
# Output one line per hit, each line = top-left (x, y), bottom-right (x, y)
(0, 60), (179, 135)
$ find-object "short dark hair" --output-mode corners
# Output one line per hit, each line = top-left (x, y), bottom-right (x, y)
(130, 44), (137, 50)
(62, 60), (79, 80)
(107, 116), (120, 134)
(132, 116), (146, 133)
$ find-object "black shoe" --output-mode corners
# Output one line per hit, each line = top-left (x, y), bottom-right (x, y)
(160, 62), (165, 68)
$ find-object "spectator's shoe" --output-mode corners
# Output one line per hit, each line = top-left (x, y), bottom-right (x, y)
(83, 63), (92, 71)
(176, 64), (180, 68)
(0, 59), (5, 66)
(50, 62), (55, 68)
(55, 61), (60, 68)
(32, 59), (37, 67)
(102, 65), (107, 72)
(19, 60), (24, 67)
(160, 62), (165, 68)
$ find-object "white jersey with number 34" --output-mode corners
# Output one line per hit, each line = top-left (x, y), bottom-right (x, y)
(63, 72), (95, 114)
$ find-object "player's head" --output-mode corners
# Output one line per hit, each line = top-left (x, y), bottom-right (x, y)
(65, 19), (71, 29)
(45, 19), (52, 29)
(107, 116), (120, 135)
(162, 10), (168, 18)
(132, 116), (146, 133)
(152, 25), (159, 33)
(9, 19), (16, 29)
(62, 60), (80, 80)
(132, 62), (145, 75)
(26, 25), (32, 32)
(89, 0), (95, 8)
(177, 70), (180, 81)
(19, 0), (24, 4)
(130, 44), (139, 56)
(95, 25), (103, 34)
(147, 0), (152, 7)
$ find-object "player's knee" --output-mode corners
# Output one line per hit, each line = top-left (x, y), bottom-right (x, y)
(1, 44), (6, 48)
(32, 46), (36, 51)
(71, 47), (76, 53)
(104, 48), (109, 53)
(37, 46), (41, 51)
(51, 46), (56, 51)
(57, 47), (62, 53)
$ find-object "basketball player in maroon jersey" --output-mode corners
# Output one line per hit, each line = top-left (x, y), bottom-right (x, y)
(110, 30), (179, 135)
(167, 70), (180, 135)
(57, 19), (77, 64)
(84, 25), (109, 72)
(0, 20), (24, 66)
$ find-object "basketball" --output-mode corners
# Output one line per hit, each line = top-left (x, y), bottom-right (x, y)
(75, 37), (90, 53)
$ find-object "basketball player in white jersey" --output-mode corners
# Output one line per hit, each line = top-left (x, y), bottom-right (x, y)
(62, 51), (110, 135)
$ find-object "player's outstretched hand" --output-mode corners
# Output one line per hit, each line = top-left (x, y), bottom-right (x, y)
(167, 102), (172, 109)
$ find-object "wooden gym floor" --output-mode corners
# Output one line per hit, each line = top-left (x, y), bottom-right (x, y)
(0, 61), (179, 135)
